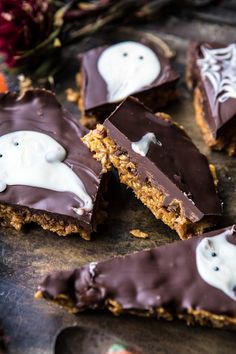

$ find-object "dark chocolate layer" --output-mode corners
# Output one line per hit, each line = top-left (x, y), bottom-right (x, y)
(0, 90), (104, 232)
(103, 97), (221, 223)
(188, 42), (236, 139)
(38, 226), (236, 317)
(81, 41), (179, 116)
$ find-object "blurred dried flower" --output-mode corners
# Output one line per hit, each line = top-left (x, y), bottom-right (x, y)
(0, 0), (218, 79)
(0, 0), (54, 67)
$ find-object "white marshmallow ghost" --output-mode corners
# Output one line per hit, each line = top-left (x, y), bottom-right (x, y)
(97, 41), (161, 103)
(0, 131), (92, 213)
(131, 132), (161, 157)
(196, 228), (236, 301)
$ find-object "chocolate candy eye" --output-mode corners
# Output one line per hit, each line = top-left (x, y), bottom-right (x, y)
(0, 154), (2, 158)
(13, 142), (19, 146)
(139, 56), (144, 60)
(123, 52), (128, 57)
(214, 266), (219, 271)
(211, 252), (217, 257)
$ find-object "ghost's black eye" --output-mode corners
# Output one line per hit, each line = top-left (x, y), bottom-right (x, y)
(13, 142), (19, 146)
(139, 56), (144, 60)
(123, 52), (128, 57)
(214, 266), (219, 271)
(211, 252), (217, 257)
(0, 154), (2, 158)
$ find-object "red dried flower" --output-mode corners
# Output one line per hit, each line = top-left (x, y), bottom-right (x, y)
(0, 0), (54, 67)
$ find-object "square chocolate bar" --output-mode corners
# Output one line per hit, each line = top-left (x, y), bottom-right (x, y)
(187, 42), (236, 156)
(83, 97), (221, 239)
(0, 90), (107, 239)
(77, 40), (179, 127)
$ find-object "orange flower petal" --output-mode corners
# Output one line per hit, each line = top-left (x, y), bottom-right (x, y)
(0, 73), (8, 93)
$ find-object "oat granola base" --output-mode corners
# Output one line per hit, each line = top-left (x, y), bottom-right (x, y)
(35, 290), (236, 329)
(0, 203), (92, 239)
(194, 87), (236, 156)
(0, 191), (107, 239)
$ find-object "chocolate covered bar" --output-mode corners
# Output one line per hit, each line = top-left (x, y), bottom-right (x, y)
(36, 225), (236, 329)
(186, 42), (236, 156)
(0, 89), (107, 239)
(77, 40), (179, 127)
(82, 97), (221, 239)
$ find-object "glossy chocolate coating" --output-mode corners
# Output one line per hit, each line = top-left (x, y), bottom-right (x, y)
(81, 41), (179, 117)
(38, 226), (236, 317)
(188, 42), (236, 139)
(0, 90), (104, 231)
(104, 97), (221, 222)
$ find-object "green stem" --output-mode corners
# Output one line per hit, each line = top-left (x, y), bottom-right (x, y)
(15, 28), (61, 60)
(63, 0), (140, 45)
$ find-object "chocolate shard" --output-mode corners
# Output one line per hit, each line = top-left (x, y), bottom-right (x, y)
(186, 41), (236, 156)
(82, 96), (221, 239)
(36, 226), (236, 328)
(77, 40), (179, 127)
(0, 89), (107, 239)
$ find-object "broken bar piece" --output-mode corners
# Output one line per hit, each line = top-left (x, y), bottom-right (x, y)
(77, 40), (179, 127)
(82, 97), (221, 239)
(0, 89), (107, 239)
(186, 42), (236, 156)
(36, 225), (236, 329)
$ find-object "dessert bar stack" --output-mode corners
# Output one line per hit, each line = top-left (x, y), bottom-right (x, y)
(36, 40), (236, 329)
(0, 37), (235, 331)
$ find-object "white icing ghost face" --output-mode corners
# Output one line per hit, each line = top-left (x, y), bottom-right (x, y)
(97, 41), (161, 103)
(196, 229), (236, 301)
(0, 131), (92, 213)
(131, 132), (161, 157)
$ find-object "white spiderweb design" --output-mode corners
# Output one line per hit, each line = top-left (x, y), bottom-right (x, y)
(197, 44), (236, 103)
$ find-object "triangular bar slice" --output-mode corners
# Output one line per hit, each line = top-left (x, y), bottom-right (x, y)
(82, 96), (221, 239)
(36, 226), (236, 328)
(0, 89), (107, 239)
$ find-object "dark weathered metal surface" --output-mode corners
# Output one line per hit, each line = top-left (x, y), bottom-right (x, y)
(1, 8), (236, 354)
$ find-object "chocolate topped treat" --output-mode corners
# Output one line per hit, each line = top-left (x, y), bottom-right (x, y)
(186, 42), (236, 156)
(0, 89), (107, 239)
(77, 40), (179, 127)
(82, 97), (221, 239)
(36, 225), (236, 328)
